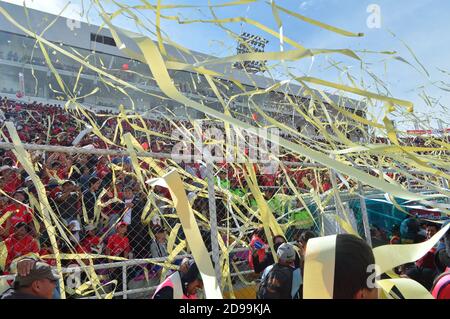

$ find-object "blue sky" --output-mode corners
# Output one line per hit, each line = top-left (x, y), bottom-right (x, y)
(2, 0), (450, 130)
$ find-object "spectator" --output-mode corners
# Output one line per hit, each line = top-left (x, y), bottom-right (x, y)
(0, 195), (12, 240)
(400, 218), (426, 244)
(82, 177), (101, 223)
(4, 222), (39, 270)
(431, 224), (450, 299)
(126, 186), (150, 259)
(150, 226), (168, 259)
(252, 235), (301, 274)
(7, 190), (33, 230)
(80, 224), (101, 254)
(248, 226), (268, 270)
(0, 166), (22, 195)
(389, 224), (401, 245)
(257, 243), (301, 299)
(332, 234), (378, 299)
(415, 223), (441, 271)
(153, 261), (203, 299)
(106, 222), (131, 258)
(54, 180), (80, 225)
(122, 186), (135, 225)
(0, 261), (59, 299)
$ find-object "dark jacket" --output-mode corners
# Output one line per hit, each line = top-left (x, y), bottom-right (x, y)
(82, 190), (98, 221)
(0, 289), (44, 299)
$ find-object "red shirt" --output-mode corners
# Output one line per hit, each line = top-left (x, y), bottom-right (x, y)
(2, 204), (33, 233)
(260, 174), (276, 187)
(248, 235), (267, 270)
(2, 176), (22, 195)
(4, 234), (39, 268)
(416, 247), (436, 270)
(39, 248), (57, 266)
(322, 182), (332, 192)
(81, 235), (101, 253)
(106, 234), (130, 257)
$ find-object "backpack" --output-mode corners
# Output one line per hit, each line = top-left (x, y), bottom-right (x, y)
(257, 264), (293, 299)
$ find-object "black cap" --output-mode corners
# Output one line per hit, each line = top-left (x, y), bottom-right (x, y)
(14, 221), (28, 229)
(153, 226), (166, 234)
(14, 262), (60, 287)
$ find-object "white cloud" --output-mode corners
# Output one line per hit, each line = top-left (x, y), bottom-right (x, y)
(1, 0), (84, 21)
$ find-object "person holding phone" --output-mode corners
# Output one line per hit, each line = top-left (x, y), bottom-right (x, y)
(248, 227), (268, 270)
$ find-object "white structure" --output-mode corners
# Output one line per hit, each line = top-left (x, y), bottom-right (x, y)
(0, 2), (365, 138)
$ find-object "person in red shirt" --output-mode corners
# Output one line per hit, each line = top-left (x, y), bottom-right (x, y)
(39, 241), (57, 267)
(0, 166), (22, 195)
(321, 175), (332, 192)
(4, 222), (39, 270)
(106, 222), (130, 258)
(416, 223), (440, 270)
(0, 195), (12, 240)
(2, 190), (34, 236)
(248, 227), (268, 270)
(81, 224), (101, 254)
(96, 156), (110, 179)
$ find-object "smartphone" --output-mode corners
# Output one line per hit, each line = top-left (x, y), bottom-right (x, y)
(253, 240), (264, 250)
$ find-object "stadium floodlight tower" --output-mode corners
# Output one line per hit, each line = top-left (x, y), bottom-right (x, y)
(234, 32), (269, 74)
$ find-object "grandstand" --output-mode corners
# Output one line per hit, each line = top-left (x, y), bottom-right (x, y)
(0, 1), (366, 140)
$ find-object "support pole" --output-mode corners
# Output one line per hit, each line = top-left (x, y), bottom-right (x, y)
(206, 162), (222, 288)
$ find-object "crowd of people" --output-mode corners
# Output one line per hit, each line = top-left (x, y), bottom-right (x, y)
(0, 96), (449, 299)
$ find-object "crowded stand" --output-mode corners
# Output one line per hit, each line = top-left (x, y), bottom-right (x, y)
(0, 95), (449, 300)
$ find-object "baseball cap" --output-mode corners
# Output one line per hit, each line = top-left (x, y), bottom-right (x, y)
(0, 165), (12, 172)
(68, 220), (81, 232)
(153, 225), (166, 234)
(277, 243), (296, 262)
(15, 221), (28, 230)
(116, 221), (128, 229)
(14, 262), (60, 288)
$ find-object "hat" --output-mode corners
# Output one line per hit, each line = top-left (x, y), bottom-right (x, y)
(0, 165), (12, 172)
(153, 226), (166, 234)
(14, 221), (28, 229)
(24, 176), (33, 183)
(62, 180), (75, 186)
(68, 220), (81, 232)
(277, 243), (296, 262)
(47, 179), (59, 188)
(116, 221), (128, 229)
(14, 262), (60, 288)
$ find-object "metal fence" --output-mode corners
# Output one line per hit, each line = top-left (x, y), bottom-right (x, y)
(0, 139), (448, 299)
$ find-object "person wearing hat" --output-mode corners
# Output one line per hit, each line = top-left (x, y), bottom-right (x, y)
(257, 243), (301, 299)
(431, 221), (450, 299)
(150, 226), (168, 259)
(0, 261), (59, 299)
(80, 223), (101, 254)
(3, 222), (39, 271)
(153, 260), (203, 299)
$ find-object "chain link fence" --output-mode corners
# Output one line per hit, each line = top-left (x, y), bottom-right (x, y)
(0, 136), (447, 299)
